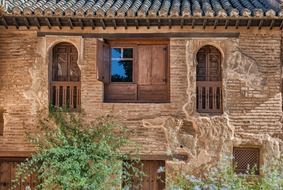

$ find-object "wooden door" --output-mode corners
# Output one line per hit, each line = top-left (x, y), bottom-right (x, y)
(124, 160), (165, 190)
(138, 45), (169, 102)
(0, 159), (37, 190)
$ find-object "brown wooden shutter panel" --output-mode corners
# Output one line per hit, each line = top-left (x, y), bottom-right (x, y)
(151, 45), (167, 85)
(138, 45), (152, 85)
(138, 45), (169, 102)
(96, 40), (110, 84)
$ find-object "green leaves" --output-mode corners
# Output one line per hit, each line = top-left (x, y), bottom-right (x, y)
(168, 155), (283, 190)
(13, 111), (140, 190)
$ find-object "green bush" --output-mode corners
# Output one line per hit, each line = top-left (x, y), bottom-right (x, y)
(168, 155), (283, 190)
(12, 111), (142, 190)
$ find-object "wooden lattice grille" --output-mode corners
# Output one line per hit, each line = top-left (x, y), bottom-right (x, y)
(196, 45), (222, 113)
(50, 43), (81, 111)
(233, 147), (260, 175)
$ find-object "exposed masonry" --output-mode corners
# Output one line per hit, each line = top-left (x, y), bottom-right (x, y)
(0, 29), (283, 176)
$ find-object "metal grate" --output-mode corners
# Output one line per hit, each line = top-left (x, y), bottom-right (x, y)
(233, 147), (260, 175)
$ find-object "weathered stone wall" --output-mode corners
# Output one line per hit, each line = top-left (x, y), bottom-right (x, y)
(0, 27), (282, 175)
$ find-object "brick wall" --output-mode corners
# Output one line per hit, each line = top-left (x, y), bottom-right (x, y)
(0, 28), (282, 159)
(0, 31), (38, 153)
(228, 33), (282, 136)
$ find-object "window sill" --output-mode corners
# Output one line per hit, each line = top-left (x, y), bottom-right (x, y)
(103, 100), (171, 104)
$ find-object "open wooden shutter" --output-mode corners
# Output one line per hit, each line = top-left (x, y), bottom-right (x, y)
(96, 39), (110, 84)
(151, 45), (167, 85)
(138, 45), (169, 102)
(138, 45), (152, 85)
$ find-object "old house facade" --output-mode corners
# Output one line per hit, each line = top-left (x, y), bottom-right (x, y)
(0, 0), (283, 189)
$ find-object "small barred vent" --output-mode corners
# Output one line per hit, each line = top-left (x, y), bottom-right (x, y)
(233, 147), (260, 175)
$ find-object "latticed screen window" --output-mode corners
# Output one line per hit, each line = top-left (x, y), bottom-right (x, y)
(50, 42), (81, 111)
(233, 147), (260, 175)
(196, 45), (222, 113)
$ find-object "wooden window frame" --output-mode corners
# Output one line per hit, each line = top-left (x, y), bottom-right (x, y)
(196, 45), (223, 114)
(110, 46), (137, 84)
(103, 39), (170, 103)
(49, 42), (81, 112)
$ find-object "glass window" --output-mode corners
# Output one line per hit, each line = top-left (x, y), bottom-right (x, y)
(111, 48), (133, 82)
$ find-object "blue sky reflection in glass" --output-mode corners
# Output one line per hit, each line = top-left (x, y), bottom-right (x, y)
(111, 48), (133, 82)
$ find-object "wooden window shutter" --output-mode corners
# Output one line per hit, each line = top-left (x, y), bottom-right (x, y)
(151, 45), (167, 85)
(138, 45), (169, 102)
(96, 40), (110, 84)
(138, 45), (152, 85)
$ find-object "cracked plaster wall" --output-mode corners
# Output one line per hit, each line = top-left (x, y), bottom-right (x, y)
(149, 35), (283, 175)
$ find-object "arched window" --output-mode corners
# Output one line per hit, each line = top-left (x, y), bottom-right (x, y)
(50, 42), (81, 111)
(196, 45), (222, 113)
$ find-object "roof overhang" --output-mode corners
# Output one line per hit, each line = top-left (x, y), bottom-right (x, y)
(1, 14), (283, 30)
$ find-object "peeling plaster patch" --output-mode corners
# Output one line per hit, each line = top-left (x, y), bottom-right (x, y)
(227, 39), (267, 96)
(23, 38), (48, 114)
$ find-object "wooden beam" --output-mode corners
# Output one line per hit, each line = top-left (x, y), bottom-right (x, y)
(112, 19), (117, 29)
(269, 19), (275, 30)
(146, 19), (150, 29)
(224, 19), (229, 29)
(56, 18), (62, 29)
(235, 19), (239, 29)
(100, 19), (106, 29)
(280, 20), (283, 30)
(90, 19), (95, 29)
(213, 19), (218, 29)
(124, 19), (128, 29)
(79, 18), (84, 29)
(258, 19), (263, 30)
(24, 17), (30, 29)
(1, 17), (8, 29)
(192, 18), (195, 29)
(128, 154), (188, 161)
(0, 151), (34, 158)
(38, 31), (240, 38)
(45, 17), (52, 29)
(180, 18), (184, 29)
(135, 19), (139, 29)
(158, 18), (161, 29)
(203, 19), (207, 29)
(68, 18), (73, 29)
(13, 17), (19, 29)
(34, 17), (41, 29)
(246, 19), (251, 29)
(168, 18), (172, 29)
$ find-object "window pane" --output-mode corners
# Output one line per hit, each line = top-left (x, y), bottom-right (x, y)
(123, 48), (133, 58)
(112, 48), (122, 58)
(111, 60), (133, 82)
